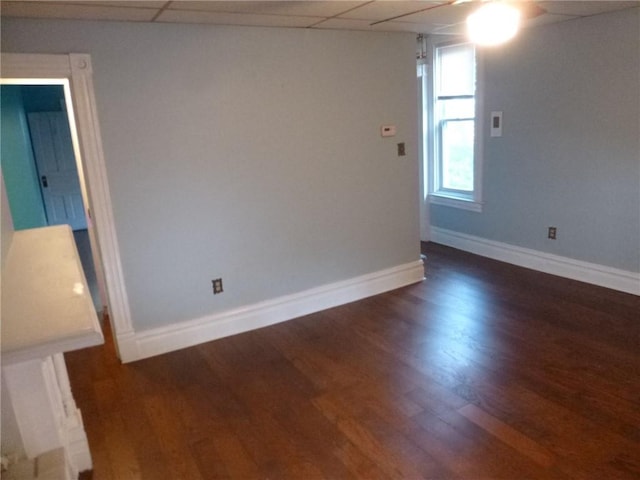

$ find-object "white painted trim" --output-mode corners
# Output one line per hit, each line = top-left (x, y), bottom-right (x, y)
(429, 194), (483, 212)
(426, 39), (484, 211)
(66, 55), (134, 339)
(1, 54), (135, 357)
(430, 226), (640, 296)
(118, 260), (425, 363)
(417, 62), (430, 242)
(0, 53), (70, 78)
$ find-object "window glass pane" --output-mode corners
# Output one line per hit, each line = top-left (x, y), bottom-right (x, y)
(441, 98), (474, 119)
(441, 119), (474, 191)
(437, 44), (475, 97)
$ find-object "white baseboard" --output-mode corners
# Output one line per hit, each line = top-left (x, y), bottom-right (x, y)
(430, 227), (640, 296)
(117, 259), (425, 363)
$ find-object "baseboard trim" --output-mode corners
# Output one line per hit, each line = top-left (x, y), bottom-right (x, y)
(430, 227), (640, 296)
(117, 259), (425, 363)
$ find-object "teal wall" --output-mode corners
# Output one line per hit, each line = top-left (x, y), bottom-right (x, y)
(22, 84), (65, 113)
(0, 85), (47, 230)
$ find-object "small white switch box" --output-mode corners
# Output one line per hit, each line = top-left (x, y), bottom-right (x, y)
(381, 125), (397, 137)
(490, 111), (503, 137)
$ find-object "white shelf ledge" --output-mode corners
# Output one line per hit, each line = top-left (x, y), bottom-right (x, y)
(1, 225), (103, 364)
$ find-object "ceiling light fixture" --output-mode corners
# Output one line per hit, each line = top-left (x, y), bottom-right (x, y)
(466, 2), (521, 47)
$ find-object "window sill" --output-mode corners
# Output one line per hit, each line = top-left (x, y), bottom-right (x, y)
(429, 194), (483, 212)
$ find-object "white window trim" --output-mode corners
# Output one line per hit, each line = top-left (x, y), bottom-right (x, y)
(424, 37), (484, 212)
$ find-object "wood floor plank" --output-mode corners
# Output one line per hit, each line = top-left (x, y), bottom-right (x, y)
(183, 383), (291, 479)
(65, 242), (640, 479)
(457, 403), (554, 467)
(313, 393), (438, 479)
(142, 394), (205, 480)
(116, 401), (174, 480)
(331, 440), (388, 480)
(409, 407), (555, 479)
(97, 412), (143, 480)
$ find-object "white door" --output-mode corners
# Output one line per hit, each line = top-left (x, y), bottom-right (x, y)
(28, 111), (87, 231)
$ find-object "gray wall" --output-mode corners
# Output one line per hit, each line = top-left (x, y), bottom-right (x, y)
(432, 8), (640, 273)
(1, 19), (420, 330)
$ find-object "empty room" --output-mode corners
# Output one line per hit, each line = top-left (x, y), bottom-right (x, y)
(1, 1), (639, 478)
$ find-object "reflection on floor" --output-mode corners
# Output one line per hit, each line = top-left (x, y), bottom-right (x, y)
(72, 229), (100, 312)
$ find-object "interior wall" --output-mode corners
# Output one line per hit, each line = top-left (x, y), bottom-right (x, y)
(1, 19), (420, 331)
(1, 173), (15, 267)
(431, 8), (640, 273)
(1, 173), (21, 458)
(0, 86), (48, 230)
(21, 84), (65, 113)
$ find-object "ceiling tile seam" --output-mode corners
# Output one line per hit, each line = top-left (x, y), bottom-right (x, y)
(159, 0), (373, 21)
(369, 0), (454, 26)
(151, 1), (172, 22)
(305, 1), (375, 29)
(153, 13), (328, 28)
(22, 1), (161, 10)
(154, 9), (339, 22)
(571, 5), (640, 18)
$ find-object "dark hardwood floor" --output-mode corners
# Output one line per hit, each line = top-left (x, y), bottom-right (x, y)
(68, 242), (640, 479)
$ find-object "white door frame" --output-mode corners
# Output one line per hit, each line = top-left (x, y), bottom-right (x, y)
(417, 60), (431, 242)
(1, 53), (134, 359)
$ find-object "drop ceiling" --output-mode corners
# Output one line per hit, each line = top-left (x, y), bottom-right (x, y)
(1, 1), (638, 35)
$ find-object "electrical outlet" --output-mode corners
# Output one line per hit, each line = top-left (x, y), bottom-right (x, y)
(212, 278), (223, 294)
(490, 111), (503, 137)
(397, 142), (406, 156)
(548, 227), (557, 240)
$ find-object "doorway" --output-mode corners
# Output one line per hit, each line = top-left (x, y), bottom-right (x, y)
(1, 83), (102, 311)
(1, 52), (136, 361)
(25, 87), (88, 231)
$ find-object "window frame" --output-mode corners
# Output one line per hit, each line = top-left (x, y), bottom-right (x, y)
(424, 38), (484, 212)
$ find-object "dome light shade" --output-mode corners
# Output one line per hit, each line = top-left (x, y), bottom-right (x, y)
(467, 2), (521, 46)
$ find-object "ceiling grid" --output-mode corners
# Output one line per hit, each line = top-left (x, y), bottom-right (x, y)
(1, 1), (638, 34)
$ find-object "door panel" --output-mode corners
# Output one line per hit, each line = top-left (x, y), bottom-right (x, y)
(28, 111), (87, 231)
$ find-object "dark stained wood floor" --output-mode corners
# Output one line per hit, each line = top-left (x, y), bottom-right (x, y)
(68, 242), (640, 479)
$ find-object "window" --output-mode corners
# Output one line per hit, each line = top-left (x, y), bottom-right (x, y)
(424, 40), (483, 211)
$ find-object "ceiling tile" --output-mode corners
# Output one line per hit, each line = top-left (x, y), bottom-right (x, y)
(1, 0), (636, 34)
(166, 1), (367, 17)
(156, 9), (318, 27)
(70, 1), (167, 7)
(310, 17), (374, 31)
(430, 23), (466, 35)
(537, 1), (639, 17)
(338, 1), (444, 21)
(0, 1), (159, 21)
(370, 20), (449, 33)
(311, 16), (443, 34)
(523, 13), (580, 28)
(397, 2), (475, 24)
